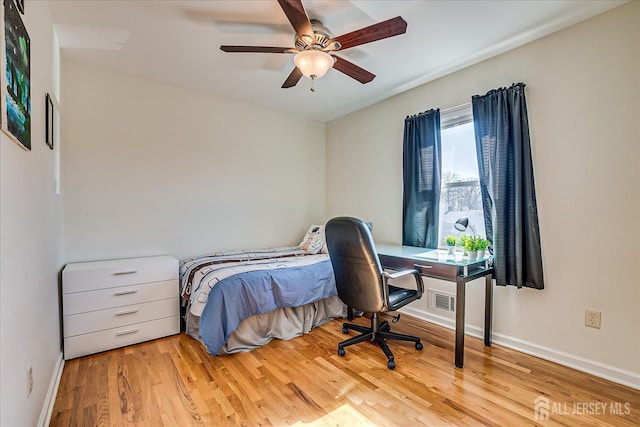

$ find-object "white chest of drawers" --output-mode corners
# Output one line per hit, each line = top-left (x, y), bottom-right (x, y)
(62, 255), (180, 359)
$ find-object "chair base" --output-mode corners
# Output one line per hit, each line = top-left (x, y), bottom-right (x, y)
(337, 313), (423, 369)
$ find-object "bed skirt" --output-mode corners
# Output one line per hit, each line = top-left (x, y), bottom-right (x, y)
(185, 295), (347, 355)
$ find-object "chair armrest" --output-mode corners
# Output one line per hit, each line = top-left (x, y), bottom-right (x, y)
(383, 269), (419, 280)
(383, 269), (424, 298)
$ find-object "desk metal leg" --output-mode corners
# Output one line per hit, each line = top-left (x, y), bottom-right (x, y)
(455, 276), (466, 368)
(485, 273), (493, 346)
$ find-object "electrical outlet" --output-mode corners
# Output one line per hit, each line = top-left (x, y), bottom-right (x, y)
(27, 366), (33, 396)
(585, 309), (601, 329)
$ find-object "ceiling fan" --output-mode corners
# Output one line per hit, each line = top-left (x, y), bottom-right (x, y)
(220, 0), (407, 91)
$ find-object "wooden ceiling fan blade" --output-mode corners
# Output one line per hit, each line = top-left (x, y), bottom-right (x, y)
(332, 56), (375, 84)
(220, 45), (295, 53)
(282, 67), (303, 88)
(277, 0), (313, 41)
(331, 16), (407, 51)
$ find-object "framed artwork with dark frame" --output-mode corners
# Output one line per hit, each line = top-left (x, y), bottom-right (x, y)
(45, 93), (53, 150)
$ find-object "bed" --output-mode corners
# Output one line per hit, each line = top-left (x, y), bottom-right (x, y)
(180, 226), (347, 355)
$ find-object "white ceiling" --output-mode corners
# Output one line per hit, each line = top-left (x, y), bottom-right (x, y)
(49, 0), (624, 123)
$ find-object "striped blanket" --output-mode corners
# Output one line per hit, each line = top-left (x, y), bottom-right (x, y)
(180, 246), (331, 316)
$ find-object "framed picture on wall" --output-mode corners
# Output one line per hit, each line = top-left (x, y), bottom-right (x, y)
(0, 0), (31, 151)
(45, 93), (53, 149)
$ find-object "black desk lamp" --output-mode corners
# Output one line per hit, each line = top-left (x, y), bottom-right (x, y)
(454, 217), (477, 237)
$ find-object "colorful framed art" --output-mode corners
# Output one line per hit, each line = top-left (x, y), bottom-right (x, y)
(1, 0), (31, 151)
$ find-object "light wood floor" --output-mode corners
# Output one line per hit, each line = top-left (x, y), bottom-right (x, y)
(50, 315), (639, 426)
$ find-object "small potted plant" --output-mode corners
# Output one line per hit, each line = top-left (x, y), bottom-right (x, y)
(445, 235), (457, 255)
(464, 236), (479, 261)
(457, 233), (471, 256)
(476, 238), (490, 259)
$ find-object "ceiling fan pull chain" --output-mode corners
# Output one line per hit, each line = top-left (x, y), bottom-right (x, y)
(310, 75), (316, 92)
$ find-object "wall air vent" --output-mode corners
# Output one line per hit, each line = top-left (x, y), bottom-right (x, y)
(429, 289), (455, 312)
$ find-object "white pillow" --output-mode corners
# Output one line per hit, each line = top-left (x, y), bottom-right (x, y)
(298, 225), (325, 254)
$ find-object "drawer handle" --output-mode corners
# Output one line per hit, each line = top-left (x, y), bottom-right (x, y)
(116, 328), (139, 336)
(115, 308), (139, 316)
(414, 264), (433, 269)
(113, 289), (138, 296)
(113, 270), (138, 276)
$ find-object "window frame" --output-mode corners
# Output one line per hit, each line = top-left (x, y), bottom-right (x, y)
(437, 104), (484, 248)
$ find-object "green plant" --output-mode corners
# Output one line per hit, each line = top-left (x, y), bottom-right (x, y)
(463, 236), (477, 251)
(445, 235), (457, 246)
(462, 236), (490, 252)
(476, 238), (490, 251)
(457, 233), (469, 247)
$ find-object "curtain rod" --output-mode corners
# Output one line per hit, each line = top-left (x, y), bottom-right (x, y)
(407, 101), (472, 120)
(441, 101), (471, 113)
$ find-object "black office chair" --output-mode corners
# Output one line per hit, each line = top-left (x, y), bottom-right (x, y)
(325, 217), (424, 369)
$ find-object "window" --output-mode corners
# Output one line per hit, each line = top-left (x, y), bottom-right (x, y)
(438, 105), (485, 246)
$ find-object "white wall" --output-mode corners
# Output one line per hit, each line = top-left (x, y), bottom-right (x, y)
(0, 2), (63, 426)
(62, 60), (326, 262)
(326, 2), (639, 385)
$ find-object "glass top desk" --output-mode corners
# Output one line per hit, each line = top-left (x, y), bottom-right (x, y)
(375, 243), (494, 368)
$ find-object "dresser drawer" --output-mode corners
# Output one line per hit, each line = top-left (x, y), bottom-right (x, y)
(63, 279), (178, 316)
(64, 316), (180, 360)
(64, 298), (179, 338)
(63, 256), (178, 293)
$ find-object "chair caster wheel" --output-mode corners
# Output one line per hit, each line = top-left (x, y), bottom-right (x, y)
(387, 360), (396, 369)
(342, 327), (348, 334)
(415, 342), (423, 350)
(338, 348), (346, 357)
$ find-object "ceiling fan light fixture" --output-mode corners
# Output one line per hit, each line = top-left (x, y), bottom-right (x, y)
(293, 50), (334, 79)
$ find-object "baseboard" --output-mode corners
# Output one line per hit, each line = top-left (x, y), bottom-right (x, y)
(38, 353), (64, 427)
(401, 306), (640, 390)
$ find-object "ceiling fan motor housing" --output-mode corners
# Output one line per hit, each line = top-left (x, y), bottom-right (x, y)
(295, 19), (340, 51)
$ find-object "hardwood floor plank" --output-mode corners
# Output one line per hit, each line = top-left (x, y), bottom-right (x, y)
(51, 316), (640, 426)
(95, 396), (111, 427)
(209, 382), (236, 418)
(165, 355), (203, 425)
(150, 384), (179, 427)
(217, 355), (265, 404)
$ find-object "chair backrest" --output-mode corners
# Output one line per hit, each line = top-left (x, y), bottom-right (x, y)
(325, 217), (385, 313)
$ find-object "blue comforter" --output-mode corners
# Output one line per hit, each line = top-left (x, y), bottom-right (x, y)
(199, 259), (337, 354)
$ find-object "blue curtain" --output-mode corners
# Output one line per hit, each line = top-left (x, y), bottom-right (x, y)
(402, 109), (441, 248)
(472, 83), (544, 289)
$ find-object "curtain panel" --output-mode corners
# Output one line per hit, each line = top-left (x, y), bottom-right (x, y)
(402, 109), (442, 248)
(472, 83), (544, 289)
